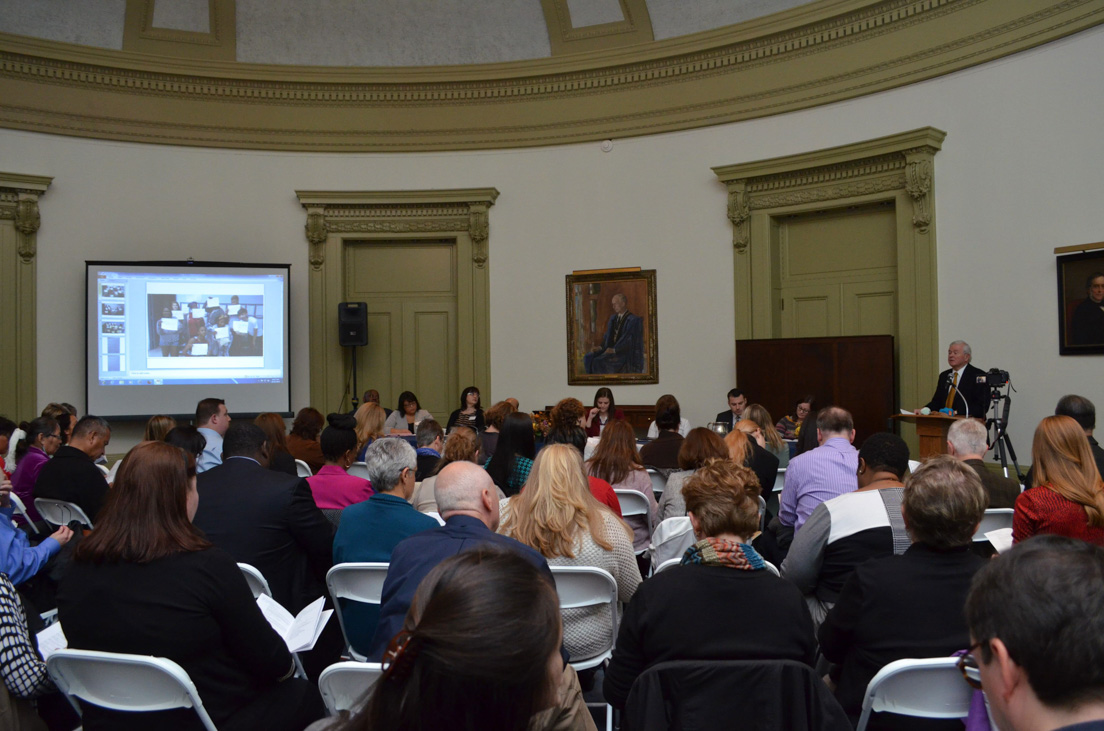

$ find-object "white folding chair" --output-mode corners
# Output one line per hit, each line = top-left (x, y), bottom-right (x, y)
(654, 557), (681, 574)
(47, 648), (218, 731)
(326, 562), (390, 662)
(549, 566), (619, 731)
(236, 563), (307, 679)
(8, 493), (40, 535)
(646, 468), (667, 499)
(318, 661), (384, 715)
(295, 459), (313, 478)
(763, 560), (780, 577)
(347, 462), (370, 480)
(614, 489), (653, 556)
(647, 516), (695, 569)
(855, 657), (973, 731)
(772, 467), (786, 496)
(34, 498), (94, 529)
(973, 508), (1014, 541)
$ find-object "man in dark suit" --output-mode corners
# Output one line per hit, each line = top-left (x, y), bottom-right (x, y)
(193, 422), (333, 614)
(918, 340), (989, 418)
(714, 388), (747, 431)
(947, 418), (1020, 508)
(584, 293), (644, 374)
(34, 415), (111, 525)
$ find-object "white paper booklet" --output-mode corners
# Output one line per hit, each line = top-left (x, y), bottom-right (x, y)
(256, 595), (332, 653)
(36, 622), (67, 661)
(105, 460), (122, 484)
(985, 527), (1014, 554)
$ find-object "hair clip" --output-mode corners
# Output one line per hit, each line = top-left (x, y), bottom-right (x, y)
(382, 630), (421, 683)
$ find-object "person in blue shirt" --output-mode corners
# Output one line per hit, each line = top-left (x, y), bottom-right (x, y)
(0, 474), (72, 587)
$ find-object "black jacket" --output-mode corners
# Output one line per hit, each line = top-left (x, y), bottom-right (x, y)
(33, 445), (109, 525)
(924, 363), (989, 417)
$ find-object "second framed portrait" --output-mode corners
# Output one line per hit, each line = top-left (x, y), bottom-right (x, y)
(565, 269), (658, 385)
(1057, 249), (1104, 355)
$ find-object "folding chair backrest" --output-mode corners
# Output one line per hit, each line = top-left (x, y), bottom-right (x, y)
(646, 469), (667, 498)
(763, 560), (780, 577)
(318, 661), (384, 715)
(47, 648), (218, 731)
(973, 508), (1014, 541)
(855, 657), (972, 731)
(237, 563), (271, 598)
(34, 498), (94, 529)
(773, 468), (786, 495)
(654, 557), (681, 574)
(295, 459), (313, 478)
(549, 566), (618, 671)
(615, 489), (652, 533)
(347, 462), (371, 481)
(8, 493), (39, 535)
(326, 562), (390, 662)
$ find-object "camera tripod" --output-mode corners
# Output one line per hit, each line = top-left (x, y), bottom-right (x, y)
(985, 382), (1023, 483)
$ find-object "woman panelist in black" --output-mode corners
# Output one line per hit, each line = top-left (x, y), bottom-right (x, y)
(57, 440), (324, 731)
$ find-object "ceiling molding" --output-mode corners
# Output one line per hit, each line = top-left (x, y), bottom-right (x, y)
(542, 0), (655, 55)
(0, 0), (1099, 151)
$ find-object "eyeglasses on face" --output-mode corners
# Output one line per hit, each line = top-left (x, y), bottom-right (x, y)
(956, 642), (984, 690)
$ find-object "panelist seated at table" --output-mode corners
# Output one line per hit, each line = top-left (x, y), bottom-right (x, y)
(914, 340), (989, 418)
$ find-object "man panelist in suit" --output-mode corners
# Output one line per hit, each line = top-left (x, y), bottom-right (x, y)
(585, 293), (644, 374)
(915, 340), (989, 418)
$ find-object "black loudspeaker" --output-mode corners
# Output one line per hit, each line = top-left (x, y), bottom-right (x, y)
(338, 302), (368, 347)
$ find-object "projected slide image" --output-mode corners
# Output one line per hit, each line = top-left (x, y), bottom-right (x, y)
(101, 284), (125, 299)
(102, 302), (125, 317)
(146, 292), (263, 360)
(102, 322), (125, 334)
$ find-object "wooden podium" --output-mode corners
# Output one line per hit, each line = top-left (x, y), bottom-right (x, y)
(892, 413), (967, 459)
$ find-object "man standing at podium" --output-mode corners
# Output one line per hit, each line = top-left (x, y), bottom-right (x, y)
(916, 340), (988, 418)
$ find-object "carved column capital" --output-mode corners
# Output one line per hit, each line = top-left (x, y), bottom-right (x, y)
(726, 184), (751, 254)
(304, 206), (328, 270)
(903, 149), (935, 233)
(14, 195), (41, 263)
(469, 203), (490, 268)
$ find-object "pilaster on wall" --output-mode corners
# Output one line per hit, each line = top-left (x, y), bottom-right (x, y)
(0, 172), (52, 419)
(712, 127), (944, 425)
(295, 189), (499, 412)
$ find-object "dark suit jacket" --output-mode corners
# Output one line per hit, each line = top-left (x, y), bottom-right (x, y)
(925, 363), (988, 417)
(367, 515), (552, 660)
(586, 311), (644, 374)
(964, 458), (1020, 509)
(714, 410), (741, 431)
(193, 456), (333, 613)
(33, 445), (109, 524)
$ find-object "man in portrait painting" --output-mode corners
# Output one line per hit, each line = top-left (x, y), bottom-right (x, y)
(584, 293), (644, 374)
(1071, 271), (1104, 346)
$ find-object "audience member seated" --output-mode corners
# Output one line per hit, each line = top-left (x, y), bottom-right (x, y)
(11, 416), (60, 525)
(657, 427), (728, 521)
(384, 391), (433, 435)
(412, 426), (498, 513)
(142, 414), (176, 442)
(254, 411), (297, 476)
(819, 455), (988, 730)
(332, 438), (436, 658)
(287, 407), (326, 475)
(414, 419), (444, 481)
(57, 441), (325, 731)
(499, 444), (640, 664)
(34, 415), (111, 525)
(745, 403), (789, 468)
(306, 413), (374, 511)
(1014, 415), (1104, 545)
(775, 394), (814, 441)
(646, 393), (691, 439)
(1023, 394), (1104, 487)
(310, 549), (587, 731)
(360, 389), (392, 417)
(194, 397), (230, 473)
(478, 400), (516, 464)
(713, 387), (748, 431)
(782, 432), (910, 627)
(603, 459), (816, 710)
(584, 387), (625, 438)
(586, 420), (657, 553)
(40, 404), (76, 446)
(352, 402), (386, 461)
(543, 400), (621, 516)
(193, 422), (333, 615)
(0, 474), (72, 587)
(0, 416), (15, 478)
(794, 411), (820, 456)
(730, 420), (781, 503)
(367, 462), (554, 661)
(163, 425), (205, 461)
(962, 536), (1104, 731)
(485, 411), (537, 497)
(639, 395), (685, 470)
(946, 417), (1020, 508)
(778, 406), (858, 538)
(446, 386), (485, 433)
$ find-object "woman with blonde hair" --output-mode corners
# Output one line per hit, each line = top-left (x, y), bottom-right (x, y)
(745, 403), (789, 468)
(143, 414), (176, 442)
(1014, 415), (1104, 545)
(500, 444), (639, 662)
(354, 402), (386, 461)
(587, 419), (657, 552)
(725, 422), (781, 503)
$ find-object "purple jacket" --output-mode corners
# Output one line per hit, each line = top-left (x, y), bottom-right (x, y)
(11, 447), (48, 524)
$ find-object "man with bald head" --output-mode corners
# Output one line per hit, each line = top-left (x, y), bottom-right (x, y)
(367, 461), (553, 660)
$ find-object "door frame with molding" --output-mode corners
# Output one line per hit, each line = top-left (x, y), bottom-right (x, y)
(713, 127), (944, 418)
(296, 189), (498, 413)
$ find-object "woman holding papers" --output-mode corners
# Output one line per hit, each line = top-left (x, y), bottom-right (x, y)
(156, 307), (181, 357)
(57, 440), (325, 731)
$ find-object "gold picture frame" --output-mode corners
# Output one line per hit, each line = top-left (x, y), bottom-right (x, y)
(565, 269), (658, 385)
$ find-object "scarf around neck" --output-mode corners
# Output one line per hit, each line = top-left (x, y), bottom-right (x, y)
(681, 537), (765, 570)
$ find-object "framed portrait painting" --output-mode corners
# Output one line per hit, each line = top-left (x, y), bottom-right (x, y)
(565, 269), (658, 384)
(1057, 249), (1104, 355)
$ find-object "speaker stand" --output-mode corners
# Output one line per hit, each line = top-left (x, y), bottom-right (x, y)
(350, 347), (359, 412)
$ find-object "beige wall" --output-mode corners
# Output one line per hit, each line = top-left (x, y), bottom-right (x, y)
(4, 24), (1104, 457)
